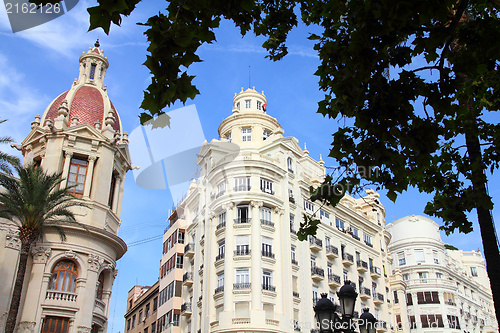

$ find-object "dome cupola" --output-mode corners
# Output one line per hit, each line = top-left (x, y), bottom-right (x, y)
(40, 40), (122, 138)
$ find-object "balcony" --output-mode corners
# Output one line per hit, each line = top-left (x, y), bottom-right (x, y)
(291, 259), (299, 266)
(289, 197), (295, 204)
(261, 187), (275, 195)
(45, 290), (77, 302)
(293, 291), (300, 298)
(94, 299), (105, 315)
(357, 260), (368, 273)
(234, 248), (251, 257)
(182, 272), (193, 287)
(328, 274), (341, 288)
(326, 245), (339, 259)
(234, 185), (251, 191)
(262, 284), (276, 292)
(262, 250), (275, 259)
(261, 219), (275, 230)
(309, 236), (323, 251)
(184, 243), (195, 257)
(370, 266), (382, 278)
(234, 218), (250, 224)
(181, 302), (192, 316)
(359, 287), (371, 299)
(214, 286), (224, 295)
(233, 283), (251, 290)
(216, 221), (226, 232)
(342, 253), (354, 266)
(374, 293), (384, 305)
(311, 266), (325, 281)
(376, 321), (388, 332)
(215, 253), (225, 267)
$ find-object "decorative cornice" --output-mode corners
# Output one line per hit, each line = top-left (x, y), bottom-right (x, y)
(31, 246), (51, 264)
(88, 254), (104, 272)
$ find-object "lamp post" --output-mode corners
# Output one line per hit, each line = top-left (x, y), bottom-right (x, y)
(359, 308), (377, 333)
(313, 281), (361, 333)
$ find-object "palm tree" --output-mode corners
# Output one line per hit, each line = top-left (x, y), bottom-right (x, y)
(0, 118), (20, 174)
(0, 163), (87, 333)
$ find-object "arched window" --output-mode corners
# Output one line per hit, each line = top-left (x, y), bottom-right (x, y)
(96, 272), (104, 300)
(49, 260), (78, 292)
(287, 157), (293, 172)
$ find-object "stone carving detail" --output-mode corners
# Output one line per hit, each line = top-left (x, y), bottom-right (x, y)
(88, 254), (104, 272)
(408, 215), (419, 222)
(101, 263), (115, 272)
(77, 326), (91, 333)
(64, 250), (77, 259)
(5, 230), (21, 250)
(113, 269), (118, 278)
(250, 200), (263, 208)
(17, 321), (36, 333)
(31, 246), (51, 264)
(273, 207), (284, 215)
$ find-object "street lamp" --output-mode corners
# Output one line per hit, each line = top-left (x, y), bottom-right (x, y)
(359, 308), (377, 333)
(313, 281), (360, 333)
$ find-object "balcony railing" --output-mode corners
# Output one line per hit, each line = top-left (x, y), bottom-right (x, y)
(261, 187), (275, 195)
(360, 287), (371, 297)
(233, 283), (251, 289)
(376, 293), (384, 302)
(293, 291), (300, 298)
(291, 259), (299, 265)
(311, 266), (325, 277)
(328, 274), (341, 285)
(326, 245), (339, 256)
(309, 236), (323, 248)
(46, 290), (77, 302)
(234, 218), (250, 224)
(216, 221), (226, 230)
(215, 253), (225, 261)
(289, 197), (295, 204)
(184, 243), (195, 254)
(261, 219), (275, 227)
(214, 286), (224, 294)
(181, 302), (192, 313)
(183, 272), (193, 283)
(342, 253), (354, 264)
(357, 260), (368, 271)
(370, 266), (382, 277)
(262, 250), (275, 259)
(262, 284), (276, 292)
(234, 185), (251, 191)
(290, 228), (297, 235)
(234, 248), (251, 256)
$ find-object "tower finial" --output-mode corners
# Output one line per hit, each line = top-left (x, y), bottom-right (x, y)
(95, 38), (100, 48)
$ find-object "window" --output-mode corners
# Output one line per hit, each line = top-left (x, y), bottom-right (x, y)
(335, 218), (344, 231)
(96, 272), (104, 300)
(217, 240), (225, 259)
(234, 177), (251, 191)
(132, 315), (136, 328)
(108, 172), (117, 207)
(145, 303), (150, 317)
(262, 269), (273, 288)
(310, 255), (316, 268)
(325, 236), (331, 247)
(327, 263), (333, 277)
(257, 101), (262, 110)
(290, 214), (295, 232)
(421, 314), (444, 328)
(443, 292), (455, 305)
(144, 328), (148, 333)
(263, 129), (271, 140)
(89, 64), (96, 80)
(236, 102), (240, 110)
(417, 291), (440, 304)
(418, 272), (428, 282)
(151, 323), (156, 333)
(217, 182), (226, 196)
(291, 246), (296, 264)
(262, 236), (273, 256)
(245, 100), (251, 108)
(395, 314), (402, 330)
(402, 274), (409, 281)
(436, 272), (442, 279)
(176, 254), (183, 268)
(398, 252), (406, 266)
(139, 310), (143, 322)
(242, 127), (252, 141)
(67, 157), (88, 194)
(393, 290), (399, 304)
(288, 188), (294, 202)
(235, 235), (250, 255)
(153, 297), (158, 311)
(236, 205), (249, 223)
(364, 233), (372, 246)
(217, 273), (224, 288)
(225, 132), (231, 143)
(42, 317), (69, 333)
(287, 157), (293, 172)
(261, 206), (272, 224)
(235, 269), (250, 285)
(49, 260), (78, 292)
(433, 250), (439, 264)
(406, 293), (413, 305)
(343, 270), (348, 282)
(127, 319), (131, 331)
(304, 200), (314, 214)
(177, 231), (185, 244)
(218, 211), (226, 227)
(260, 178), (274, 194)
(415, 249), (424, 263)
(470, 267), (478, 277)
(312, 286), (319, 302)
(351, 226), (359, 238)
(447, 315), (461, 329)
(320, 210), (330, 223)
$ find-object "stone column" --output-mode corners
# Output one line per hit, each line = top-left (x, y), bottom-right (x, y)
(250, 201), (263, 316)
(83, 156), (96, 198)
(60, 151), (73, 189)
(111, 175), (122, 213)
(18, 246), (52, 332)
(222, 211), (233, 311)
(77, 254), (102, 332)
(273, 207), (285, 320)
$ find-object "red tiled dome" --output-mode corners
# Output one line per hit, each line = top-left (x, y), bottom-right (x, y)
(43, 86), (121, 132)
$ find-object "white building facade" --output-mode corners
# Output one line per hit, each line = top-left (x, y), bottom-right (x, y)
(0, 42), (131, 333)
(169, 87), (394, 333)
(387, 215), (498, 333)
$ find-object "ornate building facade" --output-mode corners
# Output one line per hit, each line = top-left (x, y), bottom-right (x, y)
(159, 87), (394, 333)
(387, 215), (498, 333)
(0, 42), (132, 333)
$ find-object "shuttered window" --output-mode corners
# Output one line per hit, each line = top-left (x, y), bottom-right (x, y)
(42, 317), (69, 333)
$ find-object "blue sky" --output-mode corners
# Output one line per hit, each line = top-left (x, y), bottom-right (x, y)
(1, 1), (499, 332)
